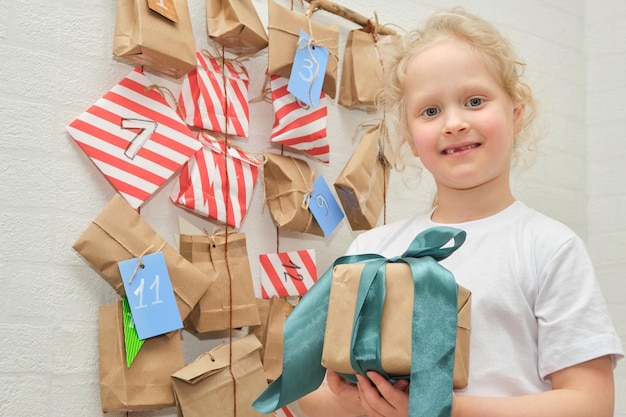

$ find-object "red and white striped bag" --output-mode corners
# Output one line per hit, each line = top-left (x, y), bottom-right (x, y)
(274, 406), (296, 417)
(259, 249), (317, 298)
(178, 51), (250, 137)
(270, 75), (329, 164)
(170, 133), (260, 228)
(66, 68), (201, 209)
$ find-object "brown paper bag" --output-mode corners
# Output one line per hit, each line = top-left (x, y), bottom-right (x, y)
(263, 152), (323, 236)
(338, 29), (400, 108)
(98, 300), (185, 412)
(113, 0), (196, 79)
(267, 0), (339, 98)
(261, 297), (294, 381)
(249, 298), (273, 359)
(322, 263), (471, 389)
(73, 194), (213, 321)
(206, 0), (268, 55)
(171, 334), (268, 417)
(334, 123), (390, 231)
(180, 232), (261, 333)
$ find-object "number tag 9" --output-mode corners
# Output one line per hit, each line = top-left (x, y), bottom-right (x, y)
(118, 251), (182, 339)
(308, 176), (344, 237)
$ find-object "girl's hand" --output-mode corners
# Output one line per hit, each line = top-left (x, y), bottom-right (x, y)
(356, 371), (410, 417)
(326, 369), (366, 415)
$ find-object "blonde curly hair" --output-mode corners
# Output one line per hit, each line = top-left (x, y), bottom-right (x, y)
(379, 8), (539, 170)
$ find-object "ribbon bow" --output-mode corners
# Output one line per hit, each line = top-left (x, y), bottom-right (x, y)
(253, 226), (466, 417)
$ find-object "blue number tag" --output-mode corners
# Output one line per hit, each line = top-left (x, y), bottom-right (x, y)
(287, 30), (329, 108)
(308, 176), (344, 237)
(118, 252), (182, 339)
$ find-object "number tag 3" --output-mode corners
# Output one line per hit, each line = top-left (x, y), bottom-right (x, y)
(287, 30), (329, 108)
(118, 252), (183, 339)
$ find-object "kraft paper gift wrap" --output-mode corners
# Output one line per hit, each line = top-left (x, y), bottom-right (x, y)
(253, 227), (468, 417)
(322, 263), (471, 389)
(179, 231), (261, 333)
(262, 152), (324, 236)
(98, 299), (185, 412)
(261, 296), (295, 382)
(334, 122), (391, 231)
(338, 29), (400, 108)
(73, 194), (213, 321)
(171, 334), (267, 417)
(206, 0), (268, 55)
(267, 0), (339, 99)
(113, 0), (196, 78)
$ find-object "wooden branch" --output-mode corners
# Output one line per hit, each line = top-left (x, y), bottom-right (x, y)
(302, 0), (397, 36)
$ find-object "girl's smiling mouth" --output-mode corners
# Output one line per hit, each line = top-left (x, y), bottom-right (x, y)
(442, 143), (481, 155)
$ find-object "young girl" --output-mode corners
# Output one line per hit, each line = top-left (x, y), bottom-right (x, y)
(296, 8), (623, 417)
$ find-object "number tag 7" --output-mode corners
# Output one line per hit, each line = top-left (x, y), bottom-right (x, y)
(118, 251), (182, 339)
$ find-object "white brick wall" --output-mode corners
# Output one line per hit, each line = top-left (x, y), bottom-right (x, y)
(0, 0), (623, 415)
(586, 1), (626, 415)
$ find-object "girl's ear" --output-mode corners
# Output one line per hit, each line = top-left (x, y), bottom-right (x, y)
(513, 104), (525, 134)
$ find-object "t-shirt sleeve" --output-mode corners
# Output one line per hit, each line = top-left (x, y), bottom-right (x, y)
(534, 236), (623, 379)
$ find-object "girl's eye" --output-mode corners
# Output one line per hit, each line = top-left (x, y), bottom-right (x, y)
(467, 97), (483, 107)
(422, 107), (440, 117)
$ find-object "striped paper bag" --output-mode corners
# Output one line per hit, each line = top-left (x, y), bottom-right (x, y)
(259, 249), (317, 298)
(170, 133), (260, 228)
(66, 68), (202, 209)
(274, 406), (296, 417)
(270, 75), (329, 164)
(178, 51), (250, 137)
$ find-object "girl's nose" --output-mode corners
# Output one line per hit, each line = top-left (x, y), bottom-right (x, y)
(443, 109), (469, 135)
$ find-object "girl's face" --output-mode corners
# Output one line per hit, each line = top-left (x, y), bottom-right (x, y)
(404, 39), (523, 195)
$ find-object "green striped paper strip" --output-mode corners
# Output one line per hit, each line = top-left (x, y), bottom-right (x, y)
(122, 296), (145, 367)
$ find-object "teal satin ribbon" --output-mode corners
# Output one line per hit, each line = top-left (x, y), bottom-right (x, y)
(253, 226), (466, 417)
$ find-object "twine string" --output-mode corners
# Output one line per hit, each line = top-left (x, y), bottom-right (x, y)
(91, 220), (168, 286)
(144, 84), (185, 121)
(217, 43), (238, 417)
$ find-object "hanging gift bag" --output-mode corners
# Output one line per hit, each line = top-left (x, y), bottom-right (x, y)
(261, 296), (295, 381)
(206, 0), (268, 56)
(178, 51), (250, 137)
(73, 194), (213, 321)
(171, 334), (267, 417)
(262, 153), (323, 236)
(250, 297), (273, 359)
(98, 299), (185, 412)
(113, 0), (196, 78)
(334, 123), (390, 230)
(170, 133), (260, 228)
(267, 0), (339, 99)
(338, 29), (400, 108)
(270, 75), (329, 164)
(66, 68), (202, 209)
(179, 231), (261, 333)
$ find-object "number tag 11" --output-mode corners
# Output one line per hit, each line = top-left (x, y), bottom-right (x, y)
(118, 252), (183, 340)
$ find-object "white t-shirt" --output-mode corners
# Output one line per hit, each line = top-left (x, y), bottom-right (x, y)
(346, 201), (623, 396)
